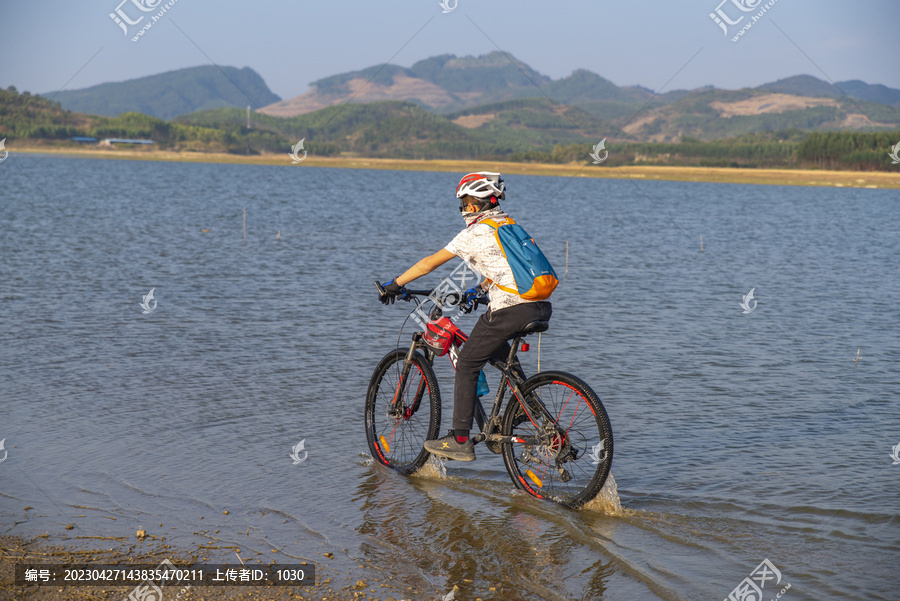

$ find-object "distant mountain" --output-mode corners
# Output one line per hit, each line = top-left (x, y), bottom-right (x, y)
(836, 80), (900, 106)
(615, 86), (900, 142)
(261, 52), (900, 137)
(261, 51), (677, 117)
(19, 53), (898, 150)
(4, 84), (896, 170)
(45, 66), (281, 120)
(757, 75), (900, 106)
(756, 75), (841, 98)
(408, 52), (551, 95)
(543, 69), (653, 104)
(260, 64), (460, 117)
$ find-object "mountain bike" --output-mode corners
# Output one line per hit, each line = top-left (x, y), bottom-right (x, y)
(365, 281), (613, 508)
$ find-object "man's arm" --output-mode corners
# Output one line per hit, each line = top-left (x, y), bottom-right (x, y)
(396, 249), (456, 286)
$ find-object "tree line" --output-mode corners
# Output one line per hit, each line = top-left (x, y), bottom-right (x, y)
(2, 87), (898, 170)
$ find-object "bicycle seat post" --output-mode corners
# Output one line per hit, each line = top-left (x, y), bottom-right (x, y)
(505, 334), (523, 368)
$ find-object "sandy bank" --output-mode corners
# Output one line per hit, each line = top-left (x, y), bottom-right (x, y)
(11, 146), (900, 189)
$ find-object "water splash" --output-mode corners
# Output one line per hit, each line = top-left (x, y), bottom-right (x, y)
(412, 455), (448, 479)
(582, 472), (624, 515)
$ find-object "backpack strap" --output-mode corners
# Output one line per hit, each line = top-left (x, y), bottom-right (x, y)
(481, 218), (516, 229)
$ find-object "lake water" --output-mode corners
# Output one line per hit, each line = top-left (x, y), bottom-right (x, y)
(1, 155), (898, 600)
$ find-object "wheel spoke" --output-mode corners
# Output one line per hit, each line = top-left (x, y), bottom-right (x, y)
(501, 373), (612, 508)
(366, 351), (441, 474)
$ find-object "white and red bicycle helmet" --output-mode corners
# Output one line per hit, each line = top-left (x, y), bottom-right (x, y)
(456, 172), (506, 205)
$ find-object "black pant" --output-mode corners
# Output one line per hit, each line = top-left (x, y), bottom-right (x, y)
(453, 301), (552, 432)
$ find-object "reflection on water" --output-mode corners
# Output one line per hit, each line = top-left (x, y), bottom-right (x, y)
(355, 466), (622, 600)
(2, 155), (898, 600)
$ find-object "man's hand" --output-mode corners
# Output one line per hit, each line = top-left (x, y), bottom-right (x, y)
(379, 278), (408, 305)
(460, 286), (486, 313)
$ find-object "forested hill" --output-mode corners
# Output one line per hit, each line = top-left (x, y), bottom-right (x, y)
(32, 54), (900, 143)
(261, 52), (662, 117)
(43, 66), (281, 120)
(758, 75), (900, 105)
(2, 87), (897, 171)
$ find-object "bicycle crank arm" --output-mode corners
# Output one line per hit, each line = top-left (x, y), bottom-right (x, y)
(474, 433), (536, 446)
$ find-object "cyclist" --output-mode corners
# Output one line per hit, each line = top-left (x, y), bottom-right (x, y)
(378, 172), (553, 461)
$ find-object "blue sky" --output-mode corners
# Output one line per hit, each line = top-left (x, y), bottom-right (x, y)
(1, 0), (897, 102)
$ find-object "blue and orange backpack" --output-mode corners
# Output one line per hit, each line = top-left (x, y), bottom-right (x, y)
(482, 218), (558, 301)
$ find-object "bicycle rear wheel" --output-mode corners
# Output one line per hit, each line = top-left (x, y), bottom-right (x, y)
(501, 371), (613, 508)
(365, 349), (441, 474)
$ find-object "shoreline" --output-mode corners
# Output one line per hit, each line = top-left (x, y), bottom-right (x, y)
(11, 145), (900, 189)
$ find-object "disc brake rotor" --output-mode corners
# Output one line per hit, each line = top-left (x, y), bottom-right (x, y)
(530, 425), (569, 463)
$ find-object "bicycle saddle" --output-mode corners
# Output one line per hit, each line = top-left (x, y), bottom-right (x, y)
(517, 320), (549, 336)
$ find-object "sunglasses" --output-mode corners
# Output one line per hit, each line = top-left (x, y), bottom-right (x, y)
(458, 197), (494, 212)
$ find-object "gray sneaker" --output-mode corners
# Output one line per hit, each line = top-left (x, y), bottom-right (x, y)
(424, 431), (476, 462)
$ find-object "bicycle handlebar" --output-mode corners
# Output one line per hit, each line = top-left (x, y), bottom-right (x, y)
(374, 280), (486, 312)
(404, 289), (435, 297)
(373, 280), (432, 300)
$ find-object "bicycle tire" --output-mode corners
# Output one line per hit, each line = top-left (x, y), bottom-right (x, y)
(500, 371), (613, 508)
(365, 349), (441, 475)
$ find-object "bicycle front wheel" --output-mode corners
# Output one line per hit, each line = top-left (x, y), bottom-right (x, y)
(501, 371), (613, 508)
(365, 349), (441, 474)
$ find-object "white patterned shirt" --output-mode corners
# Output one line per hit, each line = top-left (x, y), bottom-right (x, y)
(444, 209), (536, 312)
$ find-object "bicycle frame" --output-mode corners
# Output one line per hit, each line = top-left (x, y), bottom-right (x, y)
(372, 279), (612, 505)
(388, 293), (563, 451)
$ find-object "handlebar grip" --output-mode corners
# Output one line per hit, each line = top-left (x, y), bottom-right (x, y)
(374, 279), (434, 301)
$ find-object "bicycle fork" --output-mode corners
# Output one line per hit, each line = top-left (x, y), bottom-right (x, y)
(389, 338), (428, 421)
